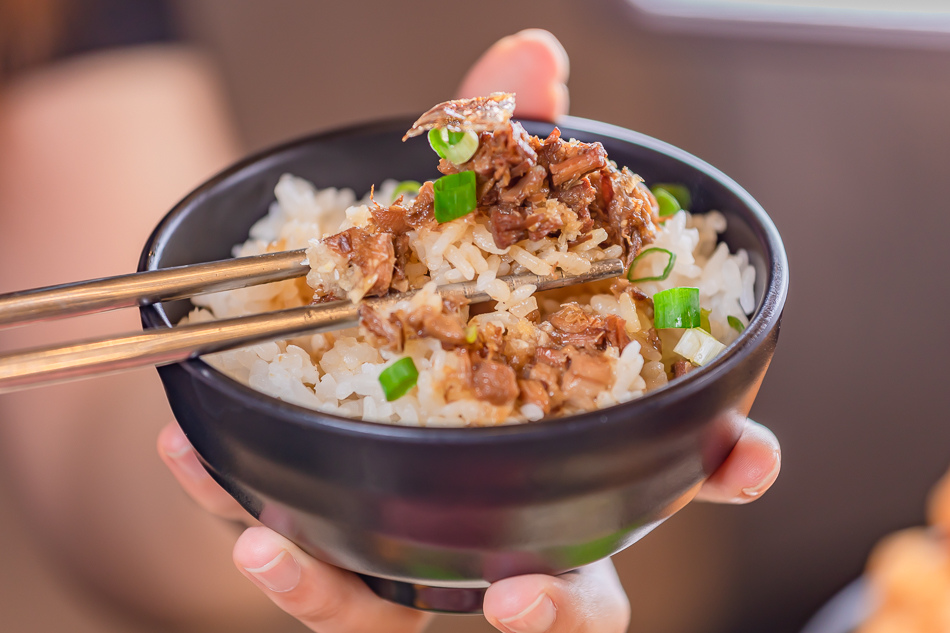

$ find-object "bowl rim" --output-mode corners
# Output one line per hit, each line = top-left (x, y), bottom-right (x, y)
(139, 114), (789, 442)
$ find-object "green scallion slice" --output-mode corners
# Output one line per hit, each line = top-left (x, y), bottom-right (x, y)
(627, 247), (677, 282)
(379, 357), (418, 401)
(428, 128), (479, 164)
(653, 287), (701, 329)
(433, 171), (477, 223)
(391, 180), (422, 202)
(728, 315), (746, 333)
(651, 186), (682, 217)
(700, 308), (711, 334)
(673, 328), (726, 366)
(653, 183), (691, 210)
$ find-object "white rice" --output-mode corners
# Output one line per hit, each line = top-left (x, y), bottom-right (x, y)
(186, 174), (755, 427)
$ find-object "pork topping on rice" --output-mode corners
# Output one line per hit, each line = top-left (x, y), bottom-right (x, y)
(189, 94), (756, 427)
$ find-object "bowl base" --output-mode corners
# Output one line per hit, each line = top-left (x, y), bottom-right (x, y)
(359, 574), (486, 614)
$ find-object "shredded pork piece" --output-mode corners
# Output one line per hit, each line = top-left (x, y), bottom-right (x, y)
(524, 201), (565, 241)
(556, 177), (597, 218)
(406, 181), (437, 228)
(390, 233), (411, 292)
(307, 227), (394, 302)
(673, 360), (695, 378)
(603, 167), (658, 265)
(546, 303), (592, 334)
(394, 307), (467, 350)
(548, 142), (608, 188)
(560, 349), (614, 410)
(419, 312), (468, 348)
(361, 295), (473, 354)
(403, 92), (516, 139)
(371, 203), (411, 235)
(518, 378), (550, 414)
(605, 315), (632, 349)
(609, 278), (651, 305)
(527, 361), (565, 410)
(359, 304), (403, 351)
(500, 164), (547, 205)
(534, 345), (571, 370)
(472, 360), (519, 406)
(488, 204), (528, 248)
(543, 303), (632, 351)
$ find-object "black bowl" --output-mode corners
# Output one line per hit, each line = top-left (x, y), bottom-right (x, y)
(139, 116), (788, 614)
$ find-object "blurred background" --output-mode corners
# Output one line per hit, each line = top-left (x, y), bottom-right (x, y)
(2, 0), (950, 631)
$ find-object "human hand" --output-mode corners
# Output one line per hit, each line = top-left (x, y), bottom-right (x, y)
(157, 29), (781, 633)
(159, 417), (778, 633)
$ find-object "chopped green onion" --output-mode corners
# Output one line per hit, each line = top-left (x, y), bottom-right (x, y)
(465, 324), (478, 344)
(673, 328), (726, 366)
(379, 357), (418, 401)
(653, 183), (691, 210)
(433, 171), (477, 223)
(651, 186), (682, 217)
(653, 287), (701, 329)
(627, 247), (677, 282)
(728, 315), (746, 333)
(700, 308), (711, 334)
(391, 180), (422, 202)
(428, 128), (479, 164)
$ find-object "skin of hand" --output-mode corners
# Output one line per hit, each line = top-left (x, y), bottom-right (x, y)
(157, 29), (783, 633)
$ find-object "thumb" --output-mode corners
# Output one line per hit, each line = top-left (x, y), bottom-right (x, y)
(483, 559), (629, 633)
(456, 28), (570, 121)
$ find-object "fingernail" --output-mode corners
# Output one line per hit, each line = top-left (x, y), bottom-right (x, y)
(244, 549), (301, 593)
(499, 593), (557, 633)
(740, 451), (781, 499)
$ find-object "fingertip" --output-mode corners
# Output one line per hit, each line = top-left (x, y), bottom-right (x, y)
(697, 419), (782, 504)
(157, 421), (189, 459)
(484, 574), (550, 618)
(234, 527), (302, 594)
(743, 418), (781, 451)
(234, 528), (430, 631)
(511, 28), (570, 82)
(550, 80), (570, 120)
(484, 575), (557, 633)
(234, 526), (283, 569)
(158, 421), (251, 520)
(732, 420), (781, 501)
(156, 422), (208, 483)
(487, 562), (629, 633)
(456, 29), (570, 121)
(234, 527), (295, 574)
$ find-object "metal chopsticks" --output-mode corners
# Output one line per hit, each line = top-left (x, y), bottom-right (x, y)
(0, 249), (310, 328)
(0, 258), (625, 394)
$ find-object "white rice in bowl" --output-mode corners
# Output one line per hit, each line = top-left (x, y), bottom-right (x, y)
(184, 95), (755, 427)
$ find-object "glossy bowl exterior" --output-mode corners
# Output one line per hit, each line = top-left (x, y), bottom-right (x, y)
(139, 116), (788, 612)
